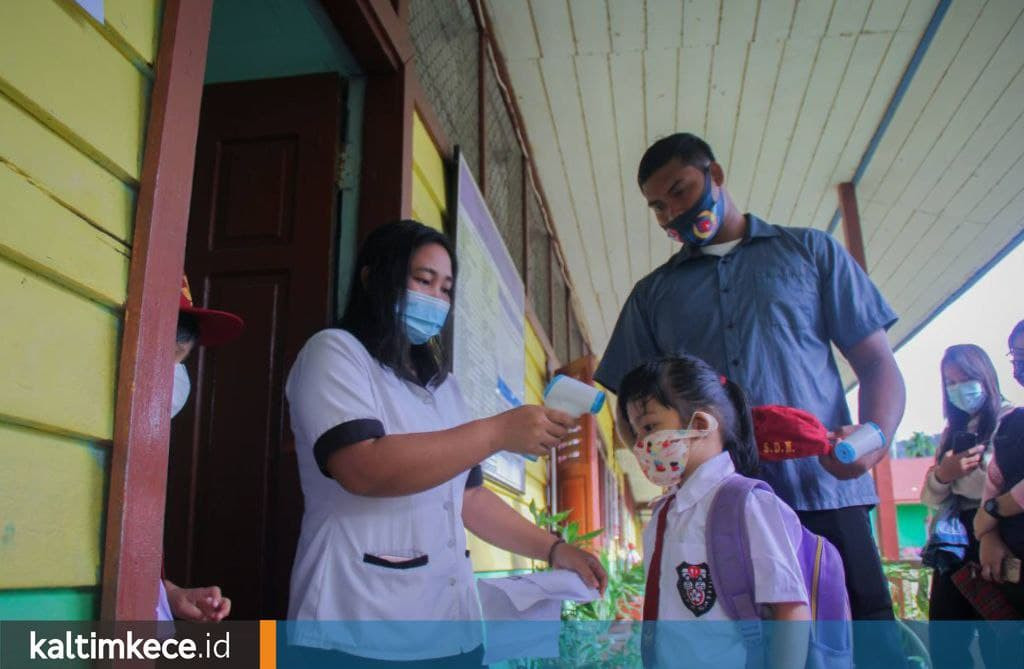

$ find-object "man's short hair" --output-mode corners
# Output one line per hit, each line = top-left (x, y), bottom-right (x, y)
(637, 133), (716, 187)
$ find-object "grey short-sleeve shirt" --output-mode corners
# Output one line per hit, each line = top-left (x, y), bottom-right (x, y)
(596, 215), (898, 511)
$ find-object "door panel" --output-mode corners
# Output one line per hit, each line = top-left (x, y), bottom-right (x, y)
(165, 73), (342, 620)
(554, 355), (603, 537)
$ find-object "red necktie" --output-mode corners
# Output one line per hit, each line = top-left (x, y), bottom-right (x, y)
(642, 495), (675, 621)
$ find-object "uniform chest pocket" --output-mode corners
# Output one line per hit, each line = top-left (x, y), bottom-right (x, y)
(360, 549), (434, 606)
(751, 269), (818, 330)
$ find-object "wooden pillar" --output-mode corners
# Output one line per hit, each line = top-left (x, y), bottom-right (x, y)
(101, 0), (213, 621)
(521, 155), (529, 292)
(478, 33), (488, 196)
(838, 181), (900, 561)
(322, 0), (414, 242)
(359, 67), (414, 239)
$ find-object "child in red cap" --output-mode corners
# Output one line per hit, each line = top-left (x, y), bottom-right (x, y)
(158, 277), (244, 623)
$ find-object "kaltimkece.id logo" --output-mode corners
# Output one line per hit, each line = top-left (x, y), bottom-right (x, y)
(1, 621), (260, 667)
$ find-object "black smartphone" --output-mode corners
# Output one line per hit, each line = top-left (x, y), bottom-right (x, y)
(952, 431), (977, 454)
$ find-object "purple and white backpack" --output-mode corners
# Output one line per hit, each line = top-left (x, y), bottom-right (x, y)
(707, 474), (853, 669)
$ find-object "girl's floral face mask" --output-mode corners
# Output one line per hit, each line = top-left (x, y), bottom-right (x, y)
(632, 412), (717, 488)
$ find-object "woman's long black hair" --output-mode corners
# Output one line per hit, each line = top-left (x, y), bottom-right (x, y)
(615, 355), (759, 476)
(939, 344), (1003, 451)
(339, 220), (457, 387)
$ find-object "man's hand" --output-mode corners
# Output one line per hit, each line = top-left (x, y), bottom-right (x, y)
(841, 329), (906, 475)
(165, 581), (231, 622)
(818, 425), (875, 480)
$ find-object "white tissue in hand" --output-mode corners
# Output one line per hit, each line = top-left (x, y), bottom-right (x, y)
(478, 568), (599, 620)
(477, 569), (601, 663)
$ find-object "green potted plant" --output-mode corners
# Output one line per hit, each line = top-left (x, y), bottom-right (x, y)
(525, 501), (645, 667)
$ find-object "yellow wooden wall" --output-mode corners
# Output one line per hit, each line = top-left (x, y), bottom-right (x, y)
(596, 384), (616, 460)
(0, 0), (163, 620)
(466, 319), (551, 574)
(411, 113), (446, 232)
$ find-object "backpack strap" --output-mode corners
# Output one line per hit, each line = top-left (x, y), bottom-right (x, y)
(707, 474), (773, 669)
(707, 474), (769, 619)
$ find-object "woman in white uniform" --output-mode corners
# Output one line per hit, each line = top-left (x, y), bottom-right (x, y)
(284, 220), (607, 667)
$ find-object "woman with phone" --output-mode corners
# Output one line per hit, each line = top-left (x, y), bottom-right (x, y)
(921, 344), (1012, 667)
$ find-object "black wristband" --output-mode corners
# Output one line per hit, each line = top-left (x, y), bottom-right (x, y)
(547, 538), (565, 566)
(984, 497), (1004, 520)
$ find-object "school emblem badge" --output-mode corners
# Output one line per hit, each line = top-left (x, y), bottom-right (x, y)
(676, 562), (715, 616)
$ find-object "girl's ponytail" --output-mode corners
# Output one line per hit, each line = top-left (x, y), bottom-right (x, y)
(721, 378), (759, 476)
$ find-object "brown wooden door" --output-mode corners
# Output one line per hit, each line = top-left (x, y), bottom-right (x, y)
(165, 74), (343, 620)
(555, 355), (603, 537)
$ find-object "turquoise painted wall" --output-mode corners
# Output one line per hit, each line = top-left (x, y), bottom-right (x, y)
(869, 503), (930, 558)
(204, 0), (365, 317)
(897, 503), (929, 550)
(0, 589), (97, 620)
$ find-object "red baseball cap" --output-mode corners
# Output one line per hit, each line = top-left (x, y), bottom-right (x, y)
(179, 276), (244, 347)
(752, 405), (832, 462)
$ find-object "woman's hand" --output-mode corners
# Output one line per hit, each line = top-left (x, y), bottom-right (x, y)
(550, 541), (608, 595)
(934, 445), (984, 484)
(979, 532), (1009, 583)
(165, 581), (231, 622)
(490, 405), (574, 458)
(463, 487), (607, 595)
(974, 503), (998, 539)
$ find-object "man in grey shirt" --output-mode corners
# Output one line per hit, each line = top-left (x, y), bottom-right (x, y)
(597, 133), (907, 667)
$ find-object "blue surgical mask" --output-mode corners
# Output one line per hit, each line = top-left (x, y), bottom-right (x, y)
(665, 168), (725, 247)
(171, 363), (190, 417)
(402, 289), (450, 344)
(946, 380), (986, 414)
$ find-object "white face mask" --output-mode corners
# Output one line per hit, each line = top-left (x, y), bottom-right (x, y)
(171, 363), (191, 417)
(632, 412), (718, 489)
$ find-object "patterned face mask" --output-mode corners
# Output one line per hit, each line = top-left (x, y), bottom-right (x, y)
(664, 168), (725, 247)
(632, 412), (718, 488)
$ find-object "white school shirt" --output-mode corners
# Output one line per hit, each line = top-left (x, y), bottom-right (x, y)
(642, 452), (808, 667)
(156, 579), (173, 621)
(285, 329), (483, 660)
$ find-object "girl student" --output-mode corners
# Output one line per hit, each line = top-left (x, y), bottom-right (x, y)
(617, 356), (814, 668)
